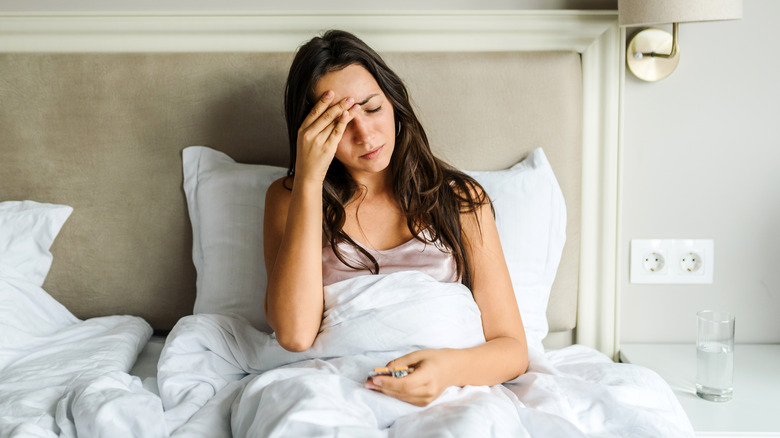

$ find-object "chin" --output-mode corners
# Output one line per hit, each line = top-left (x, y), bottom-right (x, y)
(349, 158), (392, 178)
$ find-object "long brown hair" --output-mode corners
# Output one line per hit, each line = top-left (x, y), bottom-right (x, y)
(284, 29), (490, 288)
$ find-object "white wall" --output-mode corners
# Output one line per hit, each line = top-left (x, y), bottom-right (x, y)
(619, 0), (780, 344)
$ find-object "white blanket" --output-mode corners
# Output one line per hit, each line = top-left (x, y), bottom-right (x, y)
(0, 263), (166, 438)
(158, 271), (695, 437)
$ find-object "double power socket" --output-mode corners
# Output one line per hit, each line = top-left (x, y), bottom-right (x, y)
(630, 239), (714, 284)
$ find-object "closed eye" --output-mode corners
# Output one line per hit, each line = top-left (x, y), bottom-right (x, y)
(365, 106), (381, 114)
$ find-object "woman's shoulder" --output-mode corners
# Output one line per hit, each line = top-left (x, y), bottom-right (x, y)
(445, 170), (489, 206)
(267, 175), (293, 194)
(265, 176), (293, 208)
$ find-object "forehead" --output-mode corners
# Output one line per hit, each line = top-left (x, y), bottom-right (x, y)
(314, 64), (382, 100)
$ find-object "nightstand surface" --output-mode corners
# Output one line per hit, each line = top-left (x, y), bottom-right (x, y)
(620, 344), (780, 437)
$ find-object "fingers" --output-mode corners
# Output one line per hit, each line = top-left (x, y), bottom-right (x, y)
(299, 90), (335, 130)
(326, 106), (356, 144)
(300, 91), (356, 137)
(385, 351), (423, 369)
(304, 105), (357, 167)
(320, 104), (358, 150)
(294, 93), (358, 181)
(367, 370), (438, 407)
(365, 356), (441, 406)
(297, 90), (357, 160)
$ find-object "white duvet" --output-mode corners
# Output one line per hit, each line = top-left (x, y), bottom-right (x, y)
(2, 267), (695, 437)
(157, 271), (695, 438)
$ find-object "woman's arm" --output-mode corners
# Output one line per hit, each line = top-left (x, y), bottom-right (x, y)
(264, 92), (359, 352)
(263, 178), (325, 352)
(456, 194), (530, 382)
(365, 194), (528, 405)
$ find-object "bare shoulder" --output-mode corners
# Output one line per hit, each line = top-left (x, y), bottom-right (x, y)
(453, 176), (495, 244)
(450, 175), (491, 219)
(266, 176), (293, 203)
(449, 172), (489, 203)
(463, 181), (487, 201)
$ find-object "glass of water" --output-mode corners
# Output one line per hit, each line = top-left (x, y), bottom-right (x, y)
(696, 310), (735, 402)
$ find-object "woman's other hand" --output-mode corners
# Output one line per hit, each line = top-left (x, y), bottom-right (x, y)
(364, 349), (460, 407)
(295, 90), (359, 183)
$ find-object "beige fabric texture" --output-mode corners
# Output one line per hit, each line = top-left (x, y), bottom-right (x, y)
(0, 52), (581, 333)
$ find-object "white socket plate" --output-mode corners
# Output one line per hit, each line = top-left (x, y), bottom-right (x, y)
(630, 239), (714, 284)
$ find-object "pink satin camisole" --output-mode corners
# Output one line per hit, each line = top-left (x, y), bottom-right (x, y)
(322, 229), (459, 287)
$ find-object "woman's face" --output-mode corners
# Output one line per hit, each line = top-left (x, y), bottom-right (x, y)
(313, 64), (396, 181)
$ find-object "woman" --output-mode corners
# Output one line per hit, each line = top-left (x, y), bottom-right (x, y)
(263, 30), (528, 407)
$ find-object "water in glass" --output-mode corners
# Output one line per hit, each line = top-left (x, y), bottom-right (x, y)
(696, 341), (733, 402)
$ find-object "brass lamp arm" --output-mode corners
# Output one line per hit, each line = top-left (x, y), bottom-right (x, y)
(634, 22), (679, 60)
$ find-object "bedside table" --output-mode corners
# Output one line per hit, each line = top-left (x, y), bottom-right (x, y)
(620, 344), (780, 437)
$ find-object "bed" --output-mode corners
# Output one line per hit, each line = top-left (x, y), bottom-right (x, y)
(0, 10), (694, 437)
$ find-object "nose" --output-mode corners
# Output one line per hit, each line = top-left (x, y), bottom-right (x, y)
(349, 113), (373, 146)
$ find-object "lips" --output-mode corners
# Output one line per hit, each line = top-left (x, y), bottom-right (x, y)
(360, 145), (383, 160)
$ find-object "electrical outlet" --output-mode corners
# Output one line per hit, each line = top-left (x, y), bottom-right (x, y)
(680, 251), (703, 273)
(630, 239), (714, 284)
(642, 251), (666, 273)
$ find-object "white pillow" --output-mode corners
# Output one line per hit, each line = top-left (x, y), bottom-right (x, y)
(465, 148), (567, 353)
(182, 146), (287, 332)
(0, 200), (73, 286)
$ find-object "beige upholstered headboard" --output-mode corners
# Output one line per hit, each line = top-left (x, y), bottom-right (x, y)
(0, 12), (620, 354)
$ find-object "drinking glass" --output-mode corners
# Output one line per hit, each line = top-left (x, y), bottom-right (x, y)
(696, 310), (735, 402)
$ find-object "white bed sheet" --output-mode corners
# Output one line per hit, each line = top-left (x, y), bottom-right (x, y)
(130, 336), (167, 396)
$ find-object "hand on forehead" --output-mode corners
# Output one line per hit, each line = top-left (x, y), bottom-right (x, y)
(314, 64), (383, 106)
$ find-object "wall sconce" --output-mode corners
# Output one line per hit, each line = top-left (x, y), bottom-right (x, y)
(618, 0), (742, 82)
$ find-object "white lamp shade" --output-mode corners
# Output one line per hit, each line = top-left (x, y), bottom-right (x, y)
(618, 0), (743, 27)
